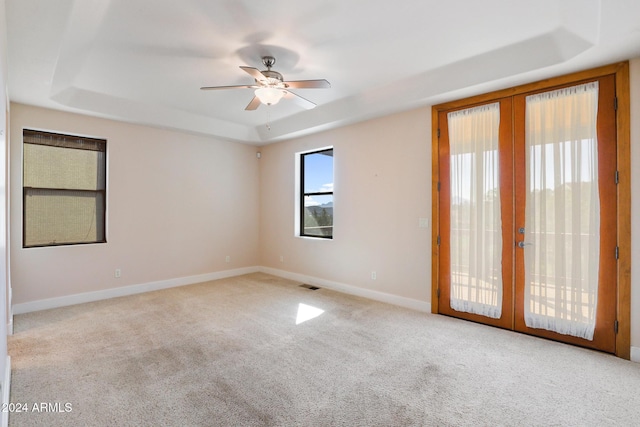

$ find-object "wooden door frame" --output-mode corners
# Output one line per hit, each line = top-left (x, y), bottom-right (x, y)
(431, 61), (631, 359)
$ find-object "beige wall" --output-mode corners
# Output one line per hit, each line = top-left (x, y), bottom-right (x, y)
(259, 107), (432, 303)
(9, 103), (260, 304)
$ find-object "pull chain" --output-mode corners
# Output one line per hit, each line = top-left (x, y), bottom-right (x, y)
(266, 106), (271, 131)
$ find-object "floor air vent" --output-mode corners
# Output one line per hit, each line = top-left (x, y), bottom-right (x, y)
(300, 284), (320, 291)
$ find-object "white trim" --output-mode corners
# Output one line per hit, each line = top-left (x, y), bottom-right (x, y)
(12, 266), (430, 315)
(259, 267), (430, 312)
(7, 287), (11, 335)
(12, 267), (259, 314)
(7, 263), (636, 363)
(2, 356), (10, 427)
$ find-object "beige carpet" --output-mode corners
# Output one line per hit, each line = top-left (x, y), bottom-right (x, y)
(7, 273), (640, 426)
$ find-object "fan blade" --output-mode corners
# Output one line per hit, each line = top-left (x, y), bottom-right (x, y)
(284, 79), (331, 89)
(245, 96), (262, 111)
(284, 91), (316, 109)
(240, 66), (267, 83)
(200, 85), (258, 90)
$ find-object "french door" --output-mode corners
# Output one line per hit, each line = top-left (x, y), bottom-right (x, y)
(436, 74), (618, 353)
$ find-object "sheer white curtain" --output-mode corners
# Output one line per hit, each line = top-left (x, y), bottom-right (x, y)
(448, 103), (502, 319)
(524, 82), (600, 340)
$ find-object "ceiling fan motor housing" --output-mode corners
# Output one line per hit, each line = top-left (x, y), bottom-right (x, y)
(260, 70), (284, 86)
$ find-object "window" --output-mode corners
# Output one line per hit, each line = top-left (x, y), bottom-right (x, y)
(23, 129), (107, 247)
(300, 148), (333, 238)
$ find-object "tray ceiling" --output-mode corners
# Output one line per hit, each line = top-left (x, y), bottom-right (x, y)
(6, 0), (640, 144)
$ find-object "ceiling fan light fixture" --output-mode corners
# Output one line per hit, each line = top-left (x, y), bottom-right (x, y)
(201, 56), (329, 111)
(255, 87), (285, 105)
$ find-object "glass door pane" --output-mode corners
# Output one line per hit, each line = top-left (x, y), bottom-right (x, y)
(523, 82), (600, 340)
(447, 103), (503, 319)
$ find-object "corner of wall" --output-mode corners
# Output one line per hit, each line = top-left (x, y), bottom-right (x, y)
(1, 355), (10, 427)
(259, 266), (431, 313)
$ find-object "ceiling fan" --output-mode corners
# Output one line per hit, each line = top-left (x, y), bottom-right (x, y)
(200, 56), (330, 110)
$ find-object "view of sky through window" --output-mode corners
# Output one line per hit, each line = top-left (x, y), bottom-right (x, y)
(304, 151), (333, 206)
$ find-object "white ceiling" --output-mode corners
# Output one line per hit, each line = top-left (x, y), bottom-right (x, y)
(6, 0), (640, 145)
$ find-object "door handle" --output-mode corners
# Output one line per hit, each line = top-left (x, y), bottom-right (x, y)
(518, 241), (533, 248)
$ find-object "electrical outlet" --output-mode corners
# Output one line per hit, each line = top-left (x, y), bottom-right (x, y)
(115, 269), (121, 278)
(225, 255), (230, 263)
(280, 255), (284, 263)
(371, 271), (376, 280)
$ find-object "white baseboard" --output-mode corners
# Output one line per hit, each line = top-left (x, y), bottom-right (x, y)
(259, 267), (431, 313)
(12, 266), (430, 315)
(12, 267), (260, 315)
(7, 287), (12, 335)
(2, 356), (10, 427)
(8, 266), (637, 365)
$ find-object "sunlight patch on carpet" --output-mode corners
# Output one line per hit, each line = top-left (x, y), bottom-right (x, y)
(296, 303), (324, 325)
